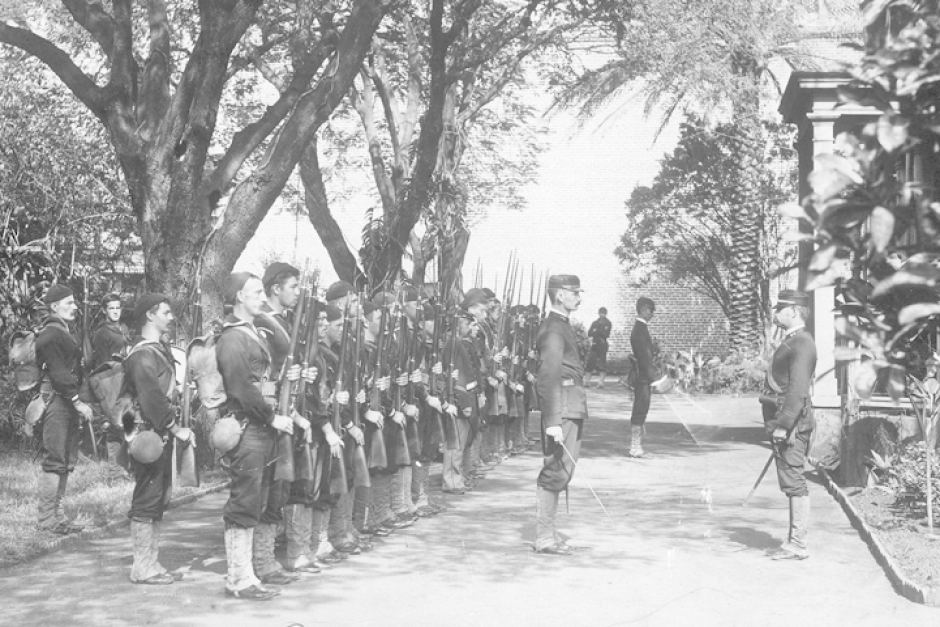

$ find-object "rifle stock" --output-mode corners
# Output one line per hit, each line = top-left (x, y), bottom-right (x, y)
(347, 310), (371, 488)
(295, 291), (320, 484)
(274, 288), (307, 482)
(366, 307), (389, 470)
(386, 307), (412, 467)
(329, 306), (351, 496)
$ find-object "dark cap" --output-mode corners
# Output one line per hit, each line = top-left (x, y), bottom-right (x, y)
(481, 288), (496, 300)
(457, 308), (475, 321)
(262, 262), (299, 291)
(224, 272), (257, 305)
(461, 288), (489, 310)
(777, 289), (810, 308)
(101, 292), (122, 307)
(547, 274), (583, 292)
(44, 284), (73, 306)
(134, 293), (170, 324)
(325, 281), (356, 302)
(325, 304), (343, 322)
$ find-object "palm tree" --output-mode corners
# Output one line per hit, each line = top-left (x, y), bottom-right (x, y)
(558, 0), (859, 349)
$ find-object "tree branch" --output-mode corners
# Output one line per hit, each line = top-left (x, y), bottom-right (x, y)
(0, 23), (107, 116)
(59, 0), (116, 55)
(139, 0), (172, 141)
(351, 71), (397, 217)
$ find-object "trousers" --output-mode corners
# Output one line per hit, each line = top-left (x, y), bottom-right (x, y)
(223, 422), (276, 528)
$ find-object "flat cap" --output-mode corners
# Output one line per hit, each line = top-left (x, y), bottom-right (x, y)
(325, 281), (356, 302)
(262, 262), (299, 291)
(43, 284), (73, 306)
(133, 293), (170, 323)
(547, 274), (583, 292)
(325, 304), (344, 322)
(224, 272), (256, 305)
(776, 289), (810, 308)
(460, 288), (489, 310)
(481, 288), (496, 300)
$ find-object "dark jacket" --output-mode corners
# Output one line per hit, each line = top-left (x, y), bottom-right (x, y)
(255, 303), (292, 377)
(766, 328), (817, 431)
(91, 321), (130, 370)
(536, 311), (587, 427)
(630, 319), (657, 383)
(123, 340), (177, 434)
(35, 316), (82, 400)
(216, 315), (275, 427)
(588, 317), (612, 349)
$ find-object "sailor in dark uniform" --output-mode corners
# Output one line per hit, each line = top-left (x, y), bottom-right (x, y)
(763, 289), (816, 561)
(534, 275), (588, 555)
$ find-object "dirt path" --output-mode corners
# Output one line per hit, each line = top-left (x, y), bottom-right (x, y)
(3, 389), (935, 626)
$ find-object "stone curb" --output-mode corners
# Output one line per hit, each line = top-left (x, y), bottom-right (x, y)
(3, 481), (228, 569)
(819, 468), (940, 606)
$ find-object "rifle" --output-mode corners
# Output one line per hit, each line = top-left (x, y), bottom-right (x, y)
(366, 305), (389, 470)
(426, 300), (447, 447)
(176, 293), (201, 488)
(294, 290), (320, 484)
(80, 273), (98, 458)
(346, 309), (371, 488)
(273, 286), (307, 482)
(329, 305), (351, 496)
(441, 310), (460, 450)
(386, 303), (412, 466)
(404, 300), (423, 458)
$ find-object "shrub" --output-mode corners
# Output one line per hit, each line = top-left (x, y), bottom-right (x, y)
(663, 347), (767, 395)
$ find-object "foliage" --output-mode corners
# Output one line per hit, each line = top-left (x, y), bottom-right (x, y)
(617, 115), (798, 324)
(0, 56), (137, 351)
(663, 347), (768, 395)
(799, 1), (940, 401)
(869, 441), (940, 517)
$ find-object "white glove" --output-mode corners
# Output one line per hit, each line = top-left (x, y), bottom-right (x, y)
(499, 347), (509, 359)
(323, 425), (344, 456)
(335, 390), (350, 405)
(443, 402), (458, 417)
(432, 362), (443, 375)
(403, 403), (419, 418)
(356, 389), (367, 404)
(545, 425), (563, 441)
(513, 383), (525, 393)
(410, 369), (423, 383)
(73, 400), (93, 423)
(292, 412), (310, 433)
(495, 369), (508, 382)
(421, 372), (430, 385)
(365, 409), (384, 428)
(477, 393), (486, 409)
(426, 396), (443, 412)
(301, 366), (319, 383)
(395, 373), (409, 387)
(272, 414), (294, 433)
(526, 372), (536, 384)
(171, 426), (195, 445)
(347, 425), (365, 446)
(286, 364), (301, 381)
(377, 376), (390, 391)
(391, 410), (406, 427)
(487, 376), (498, 387)
(451, 369), (459, 380)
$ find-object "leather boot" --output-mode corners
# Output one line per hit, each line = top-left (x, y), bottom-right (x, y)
(372, 473), (394, 527)
(130, 520), (174, 584)
(253, 523), (296, 585)
(285, 504), (312, 568)
(225, 526), (276, 599)
(629, 425), (645, 458)
(535, 487), (568, 554)
(773, 495), (810, 560)
(37, 472), (60, 531)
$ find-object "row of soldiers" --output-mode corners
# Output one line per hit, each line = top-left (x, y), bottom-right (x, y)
(31, 262), (554, 598)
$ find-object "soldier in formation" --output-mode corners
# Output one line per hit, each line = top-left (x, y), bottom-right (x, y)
(29, 263), (552, 597)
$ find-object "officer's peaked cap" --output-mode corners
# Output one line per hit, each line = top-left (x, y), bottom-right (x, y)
(777, 289), (810, 308)
(547, 275), (583, 292)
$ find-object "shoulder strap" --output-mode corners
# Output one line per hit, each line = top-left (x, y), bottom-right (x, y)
(223, 323), (273, 365)
(126, 340), (176, 398)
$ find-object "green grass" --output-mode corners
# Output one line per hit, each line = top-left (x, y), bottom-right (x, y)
(0, 447), (224, 567)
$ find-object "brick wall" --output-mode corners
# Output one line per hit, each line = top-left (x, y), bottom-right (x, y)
(601, 274), (730, 361)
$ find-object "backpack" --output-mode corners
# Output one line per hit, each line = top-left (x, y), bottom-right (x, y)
(187, 332), (227, 409)
(8, 329), (40, 392)
(91, 340), (174, 425)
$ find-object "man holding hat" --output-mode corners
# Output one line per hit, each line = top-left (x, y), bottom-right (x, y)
(34, 284), (93, 534)
(122, 294), (194, 584)
(763, 289), (817, 561)
(534, 274), (589, 555)
(215, 272), (297, 600)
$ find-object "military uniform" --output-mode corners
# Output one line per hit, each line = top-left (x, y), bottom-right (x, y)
(91, 319), (132, 457)
(216, 313), (279, 595)
(762, 289), (817, 560)
(535, 276), (588, 554)
(123, 336), (179, 584)
(34, 312), (86, 534)
(629, 312), (656, 456)
(586, 315), (611, 378)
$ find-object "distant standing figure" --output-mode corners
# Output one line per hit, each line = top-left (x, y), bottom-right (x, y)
(763, 290), (816, 561)
(629, 297), (657, 458)
(586, 307), (612, 388)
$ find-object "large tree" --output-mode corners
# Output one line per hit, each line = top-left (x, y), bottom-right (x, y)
(0, 0), (392, 320)
(618, 115), (797, 331)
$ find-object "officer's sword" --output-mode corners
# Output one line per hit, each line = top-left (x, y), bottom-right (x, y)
(557, 439), (612, 521)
